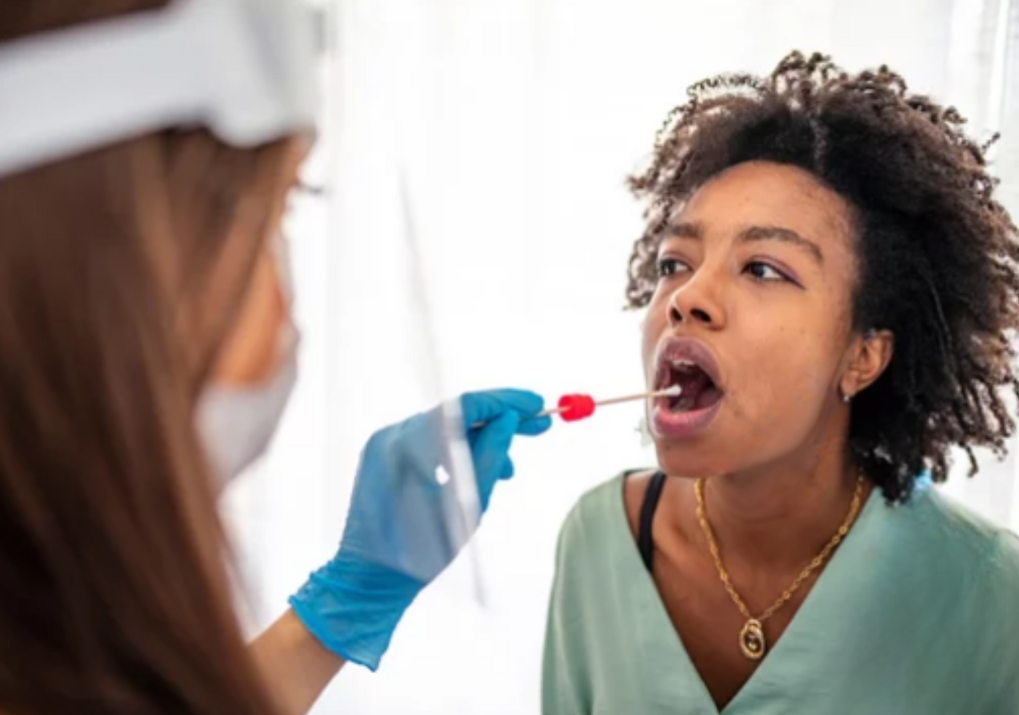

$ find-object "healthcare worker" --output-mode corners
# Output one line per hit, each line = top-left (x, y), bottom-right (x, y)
(0, 2), (550, 715)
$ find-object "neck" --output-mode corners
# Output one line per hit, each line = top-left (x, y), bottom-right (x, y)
(694, 446), (865, 572)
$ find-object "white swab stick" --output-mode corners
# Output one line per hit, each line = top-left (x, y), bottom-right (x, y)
(470, 385), (681, 429)
(534, 385), (682, 418)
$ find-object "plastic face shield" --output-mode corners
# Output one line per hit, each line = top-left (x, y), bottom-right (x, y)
(0, 0), (488, 599)
(390, 173), (486, 596)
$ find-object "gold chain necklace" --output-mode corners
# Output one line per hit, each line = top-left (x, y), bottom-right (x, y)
(694, 474), (865, 661)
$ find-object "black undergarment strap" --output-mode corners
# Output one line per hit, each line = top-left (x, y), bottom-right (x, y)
(638, 471), (667, 572)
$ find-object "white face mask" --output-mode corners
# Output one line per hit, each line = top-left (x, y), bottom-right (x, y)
(196, 330), (299, 489)
(197, 233), (299, 489)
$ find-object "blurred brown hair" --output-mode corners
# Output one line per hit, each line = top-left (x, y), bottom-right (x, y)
(0, 2), (294, 714)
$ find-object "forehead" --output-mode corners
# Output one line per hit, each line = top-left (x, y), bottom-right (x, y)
(676, 161), (855, 252)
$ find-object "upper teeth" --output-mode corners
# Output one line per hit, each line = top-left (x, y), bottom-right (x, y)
(670, 358), (696, 369)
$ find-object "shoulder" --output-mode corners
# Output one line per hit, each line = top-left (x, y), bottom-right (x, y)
(558, 470), (655, 546)
(900, 484), (1017, 565)
(553, 471), (652, 574)
(892, 484), (1019, 614)
(911, 493), (1019, 707)
(985, 529), (1019, 595)
(557, 475), (624, 547)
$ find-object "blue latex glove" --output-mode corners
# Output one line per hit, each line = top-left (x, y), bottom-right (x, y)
(289, 389), (551, 670)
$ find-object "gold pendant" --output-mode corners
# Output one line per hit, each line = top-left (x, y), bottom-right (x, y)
(739, 619), (766, 660)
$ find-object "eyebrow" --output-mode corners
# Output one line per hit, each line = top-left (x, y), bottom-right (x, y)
(664, 221), (824, 264)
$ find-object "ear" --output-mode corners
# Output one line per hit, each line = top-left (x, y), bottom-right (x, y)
(840, 329), (894, 400)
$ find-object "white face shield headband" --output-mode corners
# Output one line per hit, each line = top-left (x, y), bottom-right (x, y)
(0, 0), (321, 178)
(0, 0), (322, 482)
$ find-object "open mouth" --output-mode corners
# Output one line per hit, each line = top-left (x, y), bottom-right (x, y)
(650, 338), (724, 439)
(655, 355), (723, 414)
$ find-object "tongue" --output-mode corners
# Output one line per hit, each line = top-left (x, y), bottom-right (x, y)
(694, 385), (722, 410)
(672, 369), (711, 411)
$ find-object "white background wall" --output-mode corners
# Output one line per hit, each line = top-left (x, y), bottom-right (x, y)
(223, 1), (1019, 713)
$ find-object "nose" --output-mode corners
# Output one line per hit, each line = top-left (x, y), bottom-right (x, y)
(668, 274), (726, 330)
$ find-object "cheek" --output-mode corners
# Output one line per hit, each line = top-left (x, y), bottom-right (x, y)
(211, 251), (288, 386)
(727, 315), (842, 427)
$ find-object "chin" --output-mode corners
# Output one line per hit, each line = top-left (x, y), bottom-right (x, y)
(652, 438), (738, 479)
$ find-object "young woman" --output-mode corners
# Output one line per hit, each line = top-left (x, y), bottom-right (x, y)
(543, 52), (1019, 714)
(0, 3), (551, 715)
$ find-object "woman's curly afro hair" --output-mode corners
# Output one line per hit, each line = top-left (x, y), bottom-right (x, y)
(626, 51), (1019, 502)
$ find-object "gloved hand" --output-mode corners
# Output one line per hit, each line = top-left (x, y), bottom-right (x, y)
(289, 389), (551, 670)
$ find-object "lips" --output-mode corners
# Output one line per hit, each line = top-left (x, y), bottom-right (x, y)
(650, 337), (724, 440)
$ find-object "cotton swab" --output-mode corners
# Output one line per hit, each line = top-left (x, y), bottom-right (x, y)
(470, 385), (681, 429)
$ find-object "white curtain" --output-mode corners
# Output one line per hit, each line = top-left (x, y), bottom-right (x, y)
(223, 0), (1019, 712)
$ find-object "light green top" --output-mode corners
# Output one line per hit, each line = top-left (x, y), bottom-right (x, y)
(542, 475), (1019, 714)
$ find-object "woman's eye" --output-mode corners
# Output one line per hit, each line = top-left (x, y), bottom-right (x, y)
(745, 261), (787, 283)
(286, 180), (326, 210)
(657, 258), (689, 278)
(295, 180), (327, 197)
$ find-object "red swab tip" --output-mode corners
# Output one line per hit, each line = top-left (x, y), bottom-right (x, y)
(558, 393), (596, 422)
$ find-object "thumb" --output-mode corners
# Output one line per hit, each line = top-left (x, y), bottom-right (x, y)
(470, 410), (518, 511)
